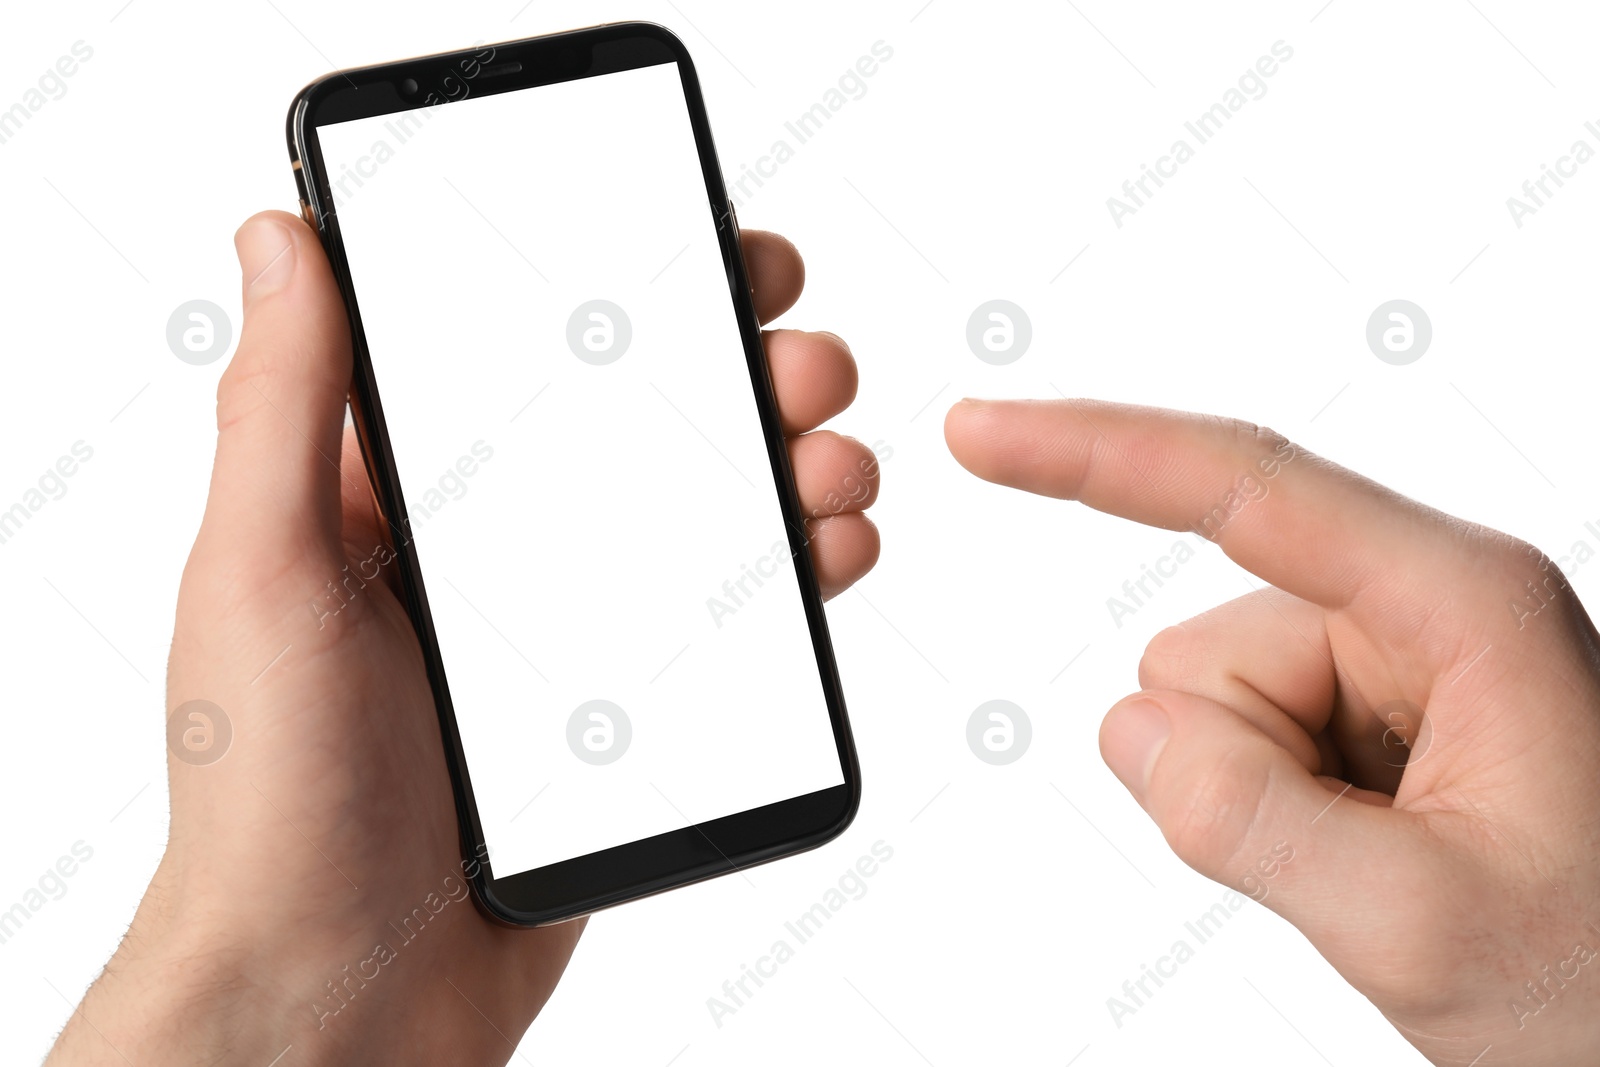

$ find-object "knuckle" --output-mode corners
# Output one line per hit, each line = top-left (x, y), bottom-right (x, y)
(1494, 533), (1548, 575)
(802, 433), (881, 516)
(1234, 417), (1290, 453)
(1214, 416), (1297, 467)
(1160, 748), (1268, 879)
(1486, 532), (1571, 601)
(1138, 624), (1200, 690)
(214, 362), (273, 433)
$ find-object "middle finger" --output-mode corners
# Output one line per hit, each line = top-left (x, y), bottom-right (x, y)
(766, 329), (858, 436)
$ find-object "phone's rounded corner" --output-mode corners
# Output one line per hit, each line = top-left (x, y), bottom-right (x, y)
(619, 20), (697, 76)
(815, 773), (863, 850)
(621, 20), (690, 53)
(472, 878), (593, 930)
(470, 876), (539, 929)
(285, 74), (335, 142)
(283, 73), (347, 178)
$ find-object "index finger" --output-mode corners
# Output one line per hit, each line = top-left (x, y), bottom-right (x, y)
(943, 397), (1500, 615)
(740, 229), (804, 325)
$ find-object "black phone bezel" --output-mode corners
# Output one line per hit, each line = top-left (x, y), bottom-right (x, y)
(286, 22), (860, 927)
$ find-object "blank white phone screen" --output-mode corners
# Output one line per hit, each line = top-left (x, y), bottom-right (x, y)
(315, 61), (844, 877)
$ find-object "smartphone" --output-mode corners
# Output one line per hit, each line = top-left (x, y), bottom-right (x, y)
(286, 23), (858, 926)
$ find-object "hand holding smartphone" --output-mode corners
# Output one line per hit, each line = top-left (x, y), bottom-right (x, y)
(288, 24), (860, 926)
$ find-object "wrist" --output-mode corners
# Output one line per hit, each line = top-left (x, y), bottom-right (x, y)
(45, 859), (529, 1067)
(47, 878), (299, 1064)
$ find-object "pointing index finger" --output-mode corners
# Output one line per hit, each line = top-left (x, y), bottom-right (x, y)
(944, 397), (1476, 614)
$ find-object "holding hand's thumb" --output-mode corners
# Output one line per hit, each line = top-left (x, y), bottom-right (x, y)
(198, 211), (352, 565)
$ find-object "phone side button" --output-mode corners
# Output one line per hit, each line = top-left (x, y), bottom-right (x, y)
(300, 199), (317, 231)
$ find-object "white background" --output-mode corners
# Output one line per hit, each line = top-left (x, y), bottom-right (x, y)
(3, 1), (1598, 1064)
(318, 63), (843, 876)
